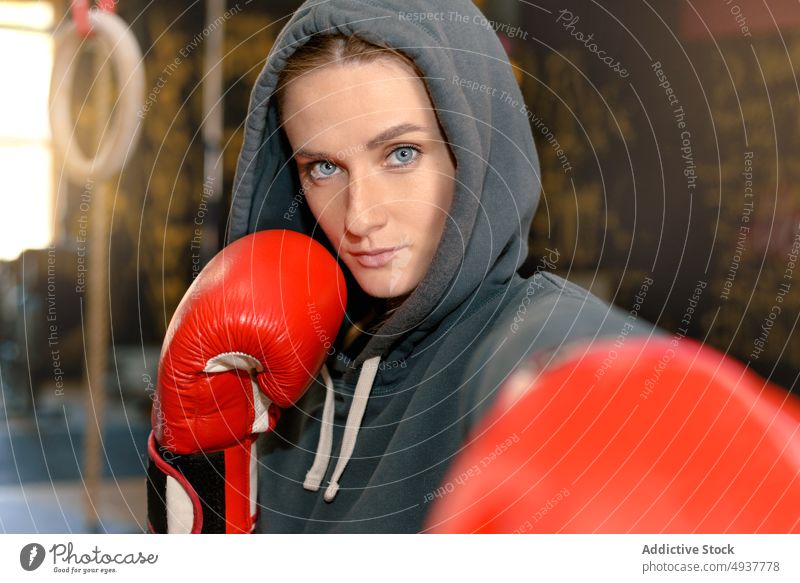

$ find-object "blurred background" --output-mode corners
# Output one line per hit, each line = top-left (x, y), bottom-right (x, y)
(0, 0), (797, 533)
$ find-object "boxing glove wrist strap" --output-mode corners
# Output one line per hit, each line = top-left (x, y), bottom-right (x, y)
(146, 432), (258, 534)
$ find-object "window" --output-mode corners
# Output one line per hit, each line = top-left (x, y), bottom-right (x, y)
(0, 1), (54, 261)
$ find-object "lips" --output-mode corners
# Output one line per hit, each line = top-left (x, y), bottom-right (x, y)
(349, 246), (406, 268)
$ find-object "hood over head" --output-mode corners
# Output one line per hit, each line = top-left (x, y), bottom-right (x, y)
(227, 0), (541, 380)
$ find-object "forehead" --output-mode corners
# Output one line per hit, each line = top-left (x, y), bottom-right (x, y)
(280, 60), (437, 138)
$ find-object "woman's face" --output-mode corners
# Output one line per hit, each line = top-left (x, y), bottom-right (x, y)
(281, 58), (456, 299)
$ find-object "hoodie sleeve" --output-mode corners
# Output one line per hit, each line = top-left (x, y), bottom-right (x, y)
(458, 272), (660, 435)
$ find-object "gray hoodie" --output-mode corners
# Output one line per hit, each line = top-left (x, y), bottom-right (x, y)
(227, 0), (653, 533)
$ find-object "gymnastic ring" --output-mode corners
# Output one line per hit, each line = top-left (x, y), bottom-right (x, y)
(50, 10), (144, 183)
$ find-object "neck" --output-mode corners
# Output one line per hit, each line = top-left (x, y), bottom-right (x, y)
(340, 291), (412, 354)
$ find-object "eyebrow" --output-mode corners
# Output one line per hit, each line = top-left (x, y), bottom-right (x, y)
(294, 122), (429, 159)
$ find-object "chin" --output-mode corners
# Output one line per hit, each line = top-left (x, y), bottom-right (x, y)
(354, 272), (416, 299)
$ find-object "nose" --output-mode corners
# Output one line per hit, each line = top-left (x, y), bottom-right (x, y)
(344, 170), (388, 238)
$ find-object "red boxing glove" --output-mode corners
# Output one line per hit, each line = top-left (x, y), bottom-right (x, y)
(147, 230), (346, 533)
(427, 338), (800, 533)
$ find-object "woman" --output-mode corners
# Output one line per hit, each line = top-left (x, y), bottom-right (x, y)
(228, 0), (646, 533)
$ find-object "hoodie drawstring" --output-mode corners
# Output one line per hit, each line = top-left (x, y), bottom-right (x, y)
(302, 364), (335, 491)
(303, 355), (381, 502)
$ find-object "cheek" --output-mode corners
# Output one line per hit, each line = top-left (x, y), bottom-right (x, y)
(402, 173), (454, 227)
(432, 175), (455, 215)
(305, 193), (346, 242)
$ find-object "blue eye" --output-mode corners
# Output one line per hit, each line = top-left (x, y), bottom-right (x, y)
(310, 160), (340, 180)
(388, 145), (420, 166)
